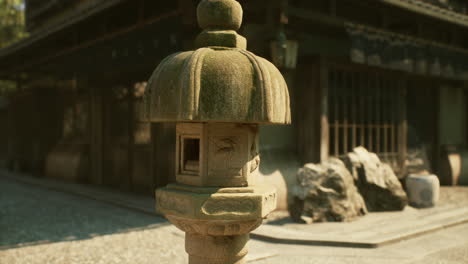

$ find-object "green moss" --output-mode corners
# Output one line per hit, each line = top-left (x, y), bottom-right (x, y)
(141, 47), (290, 124)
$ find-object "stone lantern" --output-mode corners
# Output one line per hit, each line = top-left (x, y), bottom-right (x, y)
(141, 0), (291, 263)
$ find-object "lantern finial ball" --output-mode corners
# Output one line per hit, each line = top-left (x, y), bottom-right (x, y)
(197, 0), (243, 31)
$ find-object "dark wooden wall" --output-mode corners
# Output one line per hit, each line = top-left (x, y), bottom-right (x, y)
(84, 76), (175, 195)
(5, 86), (63, 174)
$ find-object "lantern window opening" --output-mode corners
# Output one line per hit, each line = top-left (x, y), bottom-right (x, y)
(181, 136), (201, 175)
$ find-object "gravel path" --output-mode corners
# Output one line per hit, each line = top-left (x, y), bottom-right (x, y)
(0, 177), (187, 264)
(1, 176), (467, 264)
(437, 186), (468, 207)
(411, 243), (468, 264)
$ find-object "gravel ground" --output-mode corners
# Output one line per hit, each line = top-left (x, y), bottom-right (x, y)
(1, 176), (467, 264)
(0, 178), (187, 264)
(411, 243), (468, 264)
(0, 227), (187, 264)
(437, 186), (468, 207)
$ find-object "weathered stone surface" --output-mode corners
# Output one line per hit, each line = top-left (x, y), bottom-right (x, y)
(197, 0), (243, 30)
(151, 0), (289, 263)
(344, 147), (408, 211)
(167, 216), (262, 236)
(139, 0), (290, 124)
(289, 158), (368, 223)
(195, 30), (247, 49)
(175, 123), (259, 187)
(186, 233), (248, 264)
(156, 184), (277, 221)
(156, 183), (275, 264)
(140, 48), (290, 124)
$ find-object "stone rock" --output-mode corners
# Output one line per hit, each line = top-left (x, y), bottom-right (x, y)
(289, 158), (368, 223)
(344, 147), (408, 211)
(406, 174), (440, 208)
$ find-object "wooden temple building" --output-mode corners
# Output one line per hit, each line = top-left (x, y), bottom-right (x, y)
(1, 0), (468, 209)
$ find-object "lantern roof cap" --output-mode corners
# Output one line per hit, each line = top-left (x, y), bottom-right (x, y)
(140, 0), (291, 124)
(197, 0), (243, 31)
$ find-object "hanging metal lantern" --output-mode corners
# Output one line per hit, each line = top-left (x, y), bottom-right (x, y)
(441, 46), (455, 78)
(428, 43), (441, 76)
(414, 40), (428, 75)
(388, 36), (405, 71)
(366, 32), (384, 67)
(381, 35), (393, 69)
(401, 38), (414, 72)
(270, 28), (299, 69)
(347, 25), (367, 64)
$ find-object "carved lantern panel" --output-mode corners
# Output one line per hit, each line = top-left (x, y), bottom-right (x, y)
(175, 123), (259, 187)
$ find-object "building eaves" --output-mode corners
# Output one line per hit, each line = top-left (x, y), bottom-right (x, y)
(380, 0), (468, 27)
(0, 0), (126, 59)
(345, 21), (468, 80)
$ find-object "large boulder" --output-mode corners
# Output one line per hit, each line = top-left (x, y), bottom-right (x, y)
(289, 158), (367, 223)
(345, 147), (408, 211)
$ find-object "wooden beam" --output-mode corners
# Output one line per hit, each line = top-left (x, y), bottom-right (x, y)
(0, 0), (129, 58)
(288, 6), (345, 28)
(380, 0), (468, 28)
(5, 11), (180, 75)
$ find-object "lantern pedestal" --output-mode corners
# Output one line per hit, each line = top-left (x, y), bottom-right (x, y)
(157, 184), (276, 264)
(186, 233), (249, 264)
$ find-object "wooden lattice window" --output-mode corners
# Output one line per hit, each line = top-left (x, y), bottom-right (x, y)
(328, 66), (406, 169)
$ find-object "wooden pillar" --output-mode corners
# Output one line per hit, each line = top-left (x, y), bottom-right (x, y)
(398, 79), (408, 176)
(90, 81), (104, 185)
(6, 81), (18, 168)
(465, 81), (468, 149)
(295, 57), (329, 164)
(320, 59), (330, 162)
(32, 88), (41, 173)
(126, 94), (135, 191)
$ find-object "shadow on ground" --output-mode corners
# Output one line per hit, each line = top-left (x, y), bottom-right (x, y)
(264, 217), (295, 226)
(0, 178), (169, 250)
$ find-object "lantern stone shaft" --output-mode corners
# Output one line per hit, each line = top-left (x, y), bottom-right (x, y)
(144, 0), (291, 263)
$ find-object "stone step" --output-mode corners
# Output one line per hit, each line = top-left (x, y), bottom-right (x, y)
(252, 206), (468, 248)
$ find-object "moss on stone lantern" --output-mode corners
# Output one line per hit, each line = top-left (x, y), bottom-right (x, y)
(143, 0), (291, 263)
